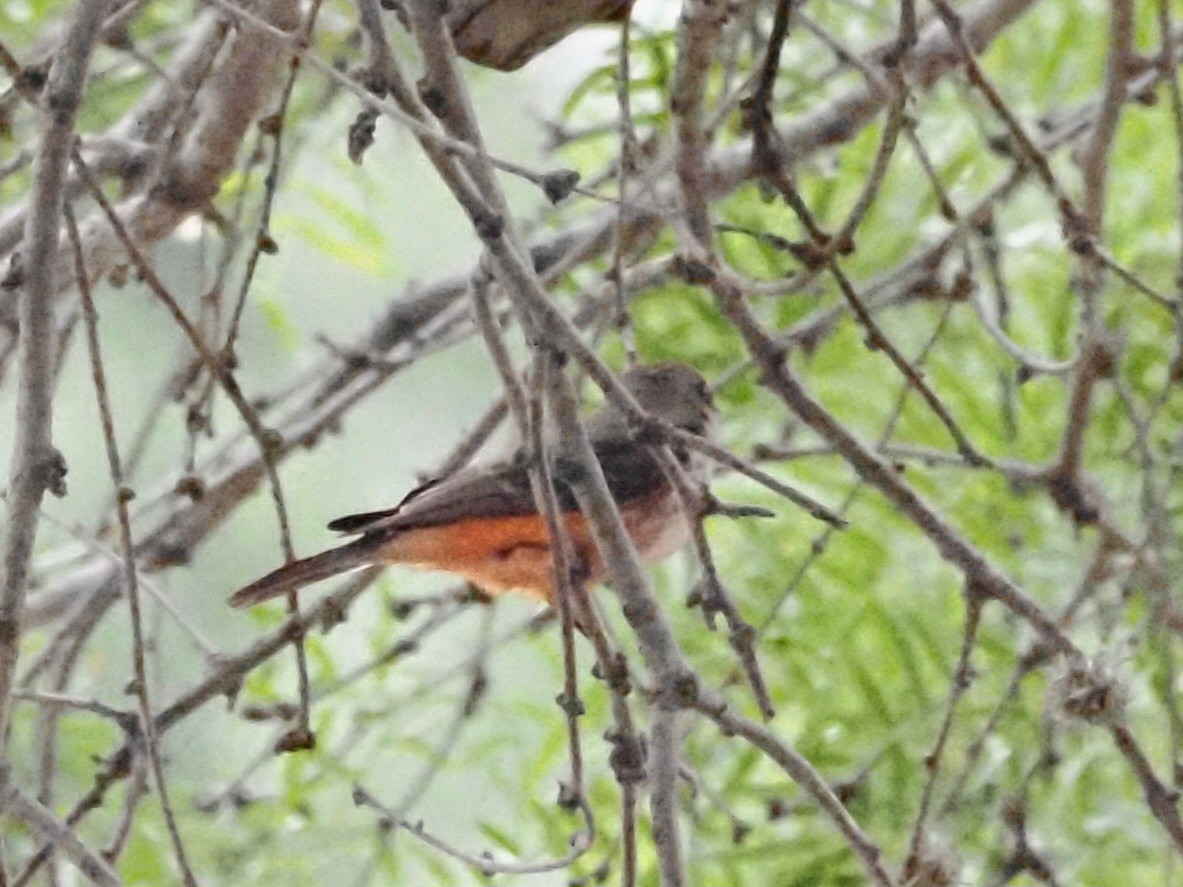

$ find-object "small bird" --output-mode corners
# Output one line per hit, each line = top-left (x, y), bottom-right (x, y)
(229, 363), (715, 607)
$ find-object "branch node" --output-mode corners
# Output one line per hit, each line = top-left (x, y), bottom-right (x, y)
(257, 232), (279, 255)
(556, 781), (582, 811)
(33, 447), (69, 498)
(473, 210), (504, 240)
(671, 254), (717, 284)
(417, 79), (448, 119)
(174, 474), (206, 501)
(660, 671), (699, 709)
(1048, 655), (1129, 727)
(556, 690), (585, 719)
(541, 169), (581, 204)
(606, 730), (648, 785)
(591, 652), (632, 695)
(274, 725), (317, 754)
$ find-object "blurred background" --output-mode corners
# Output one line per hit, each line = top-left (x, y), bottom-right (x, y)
(4, 0), (1183, 884)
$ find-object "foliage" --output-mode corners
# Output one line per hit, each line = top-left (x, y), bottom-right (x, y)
(1, 0), (1182, 885)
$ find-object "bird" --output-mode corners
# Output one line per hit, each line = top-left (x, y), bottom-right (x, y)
(229, 363), (715, 607)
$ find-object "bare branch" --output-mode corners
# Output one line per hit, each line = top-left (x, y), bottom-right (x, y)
(0, 0), (115, 786)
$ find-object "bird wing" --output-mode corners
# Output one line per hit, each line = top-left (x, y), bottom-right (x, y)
(327, 440), (668, 538)
(327, 461), (541, 536)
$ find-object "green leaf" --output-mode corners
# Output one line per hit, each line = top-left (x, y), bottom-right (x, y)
(477, 820), (522, 856)
(259, 297), (299, 351)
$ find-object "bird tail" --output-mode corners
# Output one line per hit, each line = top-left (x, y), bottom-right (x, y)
(229, 539), (378, 608)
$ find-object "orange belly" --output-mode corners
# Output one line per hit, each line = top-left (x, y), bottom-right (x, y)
(378, 491), (689, 599)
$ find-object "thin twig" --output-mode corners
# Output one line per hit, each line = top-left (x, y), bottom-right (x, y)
(694, 688), (898, 887)
(70, 148), (315, 752)
(0, 0), (115, 797)
(353, 784), (594, 877)
(1, 774), (121, 887)
(66, 203), (200, 886)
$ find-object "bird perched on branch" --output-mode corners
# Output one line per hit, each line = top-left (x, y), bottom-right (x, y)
(229, 363), (714, 607)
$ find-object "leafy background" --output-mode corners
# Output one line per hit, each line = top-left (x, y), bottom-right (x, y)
(2, 0), (1182, 885)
